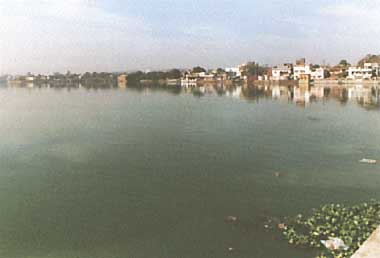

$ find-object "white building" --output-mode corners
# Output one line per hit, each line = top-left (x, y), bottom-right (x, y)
(311, 68), (325, 80)
(181, 75), (198, 87)
(347, 67), (373, 80)
(197, 72), (215, 80)
(167, 79), (181, 86)
(272, 64), (292, 80)
(293, 65), (311, 80)
(364, 63), (380, 77)
(225, 67), (242, 78)
(25, 76), (35, 82)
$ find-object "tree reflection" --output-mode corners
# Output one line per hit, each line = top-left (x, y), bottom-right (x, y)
(5, 80), (380, 111)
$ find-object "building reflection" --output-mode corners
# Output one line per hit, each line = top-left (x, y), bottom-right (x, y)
(237, 83), (380, 110)
(5, 80), (380, 111)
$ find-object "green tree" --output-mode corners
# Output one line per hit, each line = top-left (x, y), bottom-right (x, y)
(145, 71), (166, 81)
(339, 60), (350, 67)
(216, 68), (225, 74)
(166, 69), (182, 79)
(242, 62), (266, 76)
(357, 54), (380, 67)
(127, 71), (145, 85)
(192, 66), (206, 73)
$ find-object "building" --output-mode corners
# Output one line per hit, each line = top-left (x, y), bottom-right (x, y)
(294, 64), (311, 80)
(225, 67), (242, 78)
(329, 66), (347, 79)
(25, 75), (35, 82)
(272, 63), (293, 80)
(311, 68), (325, 80)
(181, 75), (198, 87)
(167, 79), (181, 86)
(347, 63), (380, 80)
(117, 74), (127, 88)
(229, 63), (250, 80)
(347, 67), (373, 80)
(364, 63), (380, 77)
(197, 72), (215, 80)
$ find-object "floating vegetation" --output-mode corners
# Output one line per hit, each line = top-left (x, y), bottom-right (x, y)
(279, 201), (380, 258)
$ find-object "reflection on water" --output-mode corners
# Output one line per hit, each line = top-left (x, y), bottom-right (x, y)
(240, 84), (380, 110)
(8, 83), (380, 110)
(7, 82), (380, 111)
(194, 84), (380, 110)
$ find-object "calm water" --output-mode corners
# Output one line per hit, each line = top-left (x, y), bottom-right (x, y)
(1, 85), (380, 258)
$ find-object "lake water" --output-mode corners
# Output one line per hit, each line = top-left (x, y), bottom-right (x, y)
(0, 84), (380, 258)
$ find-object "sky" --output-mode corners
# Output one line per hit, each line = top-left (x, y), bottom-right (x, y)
(1, 0), (380, 74)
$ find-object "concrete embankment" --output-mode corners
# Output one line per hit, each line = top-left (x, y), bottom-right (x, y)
(351, 226), (380, 258)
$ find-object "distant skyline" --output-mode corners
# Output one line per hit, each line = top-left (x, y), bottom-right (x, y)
(1, 0), (380, 74)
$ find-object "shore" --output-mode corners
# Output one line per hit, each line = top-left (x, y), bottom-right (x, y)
(352, 226), (380, 258)
(252, 79), (380, 87)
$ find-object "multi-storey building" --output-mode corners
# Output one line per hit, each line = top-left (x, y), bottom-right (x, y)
(272, 63), (293, 80)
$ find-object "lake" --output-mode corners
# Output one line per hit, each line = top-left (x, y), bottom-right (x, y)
(0, 84), (380, 258)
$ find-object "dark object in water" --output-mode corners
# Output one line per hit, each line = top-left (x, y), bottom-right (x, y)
(307, 116), (321, 121)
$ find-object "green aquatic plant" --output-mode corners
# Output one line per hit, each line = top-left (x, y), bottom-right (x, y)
(279, 201), (380, 258)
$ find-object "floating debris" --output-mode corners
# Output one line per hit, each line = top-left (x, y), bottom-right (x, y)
(225, 216), (238, 223)
(277, 223), (286, 230)
(263, 217), (283, 231)
(228, 247), (235, 252)
(359, 158), (377, 164)
(321, 237), (349, 251)
(274, 172), (287, 178)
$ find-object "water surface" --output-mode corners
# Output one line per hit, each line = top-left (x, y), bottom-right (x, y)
(0, 85), (380, 258)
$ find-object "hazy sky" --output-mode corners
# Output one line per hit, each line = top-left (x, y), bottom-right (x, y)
(1, 0), (380, 74)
